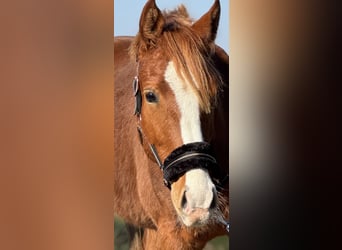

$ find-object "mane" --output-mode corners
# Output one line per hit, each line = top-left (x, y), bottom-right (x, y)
(130, 5), (223, 113)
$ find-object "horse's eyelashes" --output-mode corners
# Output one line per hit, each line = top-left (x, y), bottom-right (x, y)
(145, 91), (158, 103)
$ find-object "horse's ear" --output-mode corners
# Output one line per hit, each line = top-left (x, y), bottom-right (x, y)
(139, 0), (165, 48)
(192, 0), (220, 43)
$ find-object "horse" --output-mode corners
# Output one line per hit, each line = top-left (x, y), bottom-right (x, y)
(114, 0), (229, 249)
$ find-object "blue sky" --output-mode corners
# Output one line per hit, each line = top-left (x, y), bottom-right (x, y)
(114, 0), (229, 53)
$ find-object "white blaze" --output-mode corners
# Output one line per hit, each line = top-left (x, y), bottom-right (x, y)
(165, 61), (215, 210)
(164, 62), (202, 143)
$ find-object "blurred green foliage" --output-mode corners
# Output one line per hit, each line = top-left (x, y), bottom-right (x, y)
(114, 216), (229, 250)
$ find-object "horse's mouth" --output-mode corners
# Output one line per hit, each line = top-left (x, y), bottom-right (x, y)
(179, 207), (211, 227)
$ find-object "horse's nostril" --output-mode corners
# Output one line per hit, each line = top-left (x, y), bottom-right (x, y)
(181, 190), (187, 209)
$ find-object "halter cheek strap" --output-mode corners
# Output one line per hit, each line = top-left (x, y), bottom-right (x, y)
(133, 76), (142, 116)
(137, 126), (163, 168)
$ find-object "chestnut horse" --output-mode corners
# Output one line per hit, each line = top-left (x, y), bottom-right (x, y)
(114, 0), (229, 249)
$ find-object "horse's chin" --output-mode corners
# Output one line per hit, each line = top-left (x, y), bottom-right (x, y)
(178, 209), (211, 228)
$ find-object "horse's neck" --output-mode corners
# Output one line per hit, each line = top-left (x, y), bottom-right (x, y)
(114, 37), (172, 230)
(114, 37), (149, 224)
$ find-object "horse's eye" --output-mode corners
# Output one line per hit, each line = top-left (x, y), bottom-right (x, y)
(145, 91), (158, 103)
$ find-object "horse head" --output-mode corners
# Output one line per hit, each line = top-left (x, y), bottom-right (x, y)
(129, 0), (227, 229)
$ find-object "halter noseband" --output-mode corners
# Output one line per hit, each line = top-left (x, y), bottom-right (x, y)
(163, 142), (221, 188)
